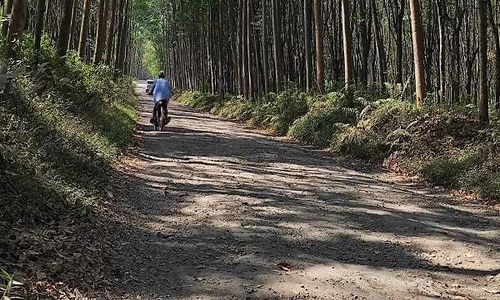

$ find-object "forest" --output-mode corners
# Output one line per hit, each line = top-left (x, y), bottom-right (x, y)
(0, 0), (499, 299)
(143, 0), (495, 116)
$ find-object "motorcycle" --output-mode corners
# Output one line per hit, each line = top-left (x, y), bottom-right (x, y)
(146, 79), (154, 94)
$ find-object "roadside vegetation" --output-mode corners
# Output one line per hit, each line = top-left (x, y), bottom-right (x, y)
(1, 39), (137, 225)
(178, 89), (500, 203)
(0, 40), (138, 297)
(0, 0), (144, 296)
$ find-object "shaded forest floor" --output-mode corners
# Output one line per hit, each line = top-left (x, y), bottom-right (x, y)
(96, 83), (500, 299)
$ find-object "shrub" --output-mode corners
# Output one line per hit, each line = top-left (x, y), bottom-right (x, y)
(177, 91), (222, 110)
(256, 89), (309, 135)
(289, 100), (357, 147)
(475, 172), (500, 201)
(333, 127), (388, 162)
(214, 97), (254, 120)
(358, 99), (418, 132)
(420, 148), (488, 187)
(460, 156), (500, 201)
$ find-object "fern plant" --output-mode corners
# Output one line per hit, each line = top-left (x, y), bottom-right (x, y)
(1, 268), (24, 300)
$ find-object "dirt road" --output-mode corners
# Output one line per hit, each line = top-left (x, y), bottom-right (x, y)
(107, 83), (500, 299)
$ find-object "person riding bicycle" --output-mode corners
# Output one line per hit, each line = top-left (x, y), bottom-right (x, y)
(149, 71), (173, 127)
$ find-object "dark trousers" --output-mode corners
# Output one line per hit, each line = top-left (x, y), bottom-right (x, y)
(152, 100), (169, 124)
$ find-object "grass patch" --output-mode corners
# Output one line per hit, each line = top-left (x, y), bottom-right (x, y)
(289, 92), (362, 147)
(420, 149), (487, 186)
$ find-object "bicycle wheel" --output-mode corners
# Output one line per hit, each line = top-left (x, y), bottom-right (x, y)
(160, 106), (166, 131)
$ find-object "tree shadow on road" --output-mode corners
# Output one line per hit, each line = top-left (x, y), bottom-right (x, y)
(103, 99), (500, 299)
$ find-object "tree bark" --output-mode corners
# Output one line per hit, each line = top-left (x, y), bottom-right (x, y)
(94, 0), (109, 64)
(304, 0), (312, 92)
(114, 0), (126, 72)
(68, 0), (79, 51)
(241, 0), (249, 98)
(478, 0), (489, 125)
(218, 0), (225, 98)
(371, 0), (386, 88)
(106, 0), (118, 65)
(246, 0), (253, 97)
(409, 0), (426, 107)
(43, 0), (50, 33)
(6, 0), (27, 57)
(262, 0), (269, 94)
(57, 0), (75, 58)
(34, 0), (46, 65)
(271, 0), (283, 91)
(2, 0), (13, 38)
(78, 0), (92, 59)
(488, 0), (500, 111)
(358, 0), (372, 87)
(395, 2), (405, 85)
(341, 0), (354, 87)
(436, 0), (446, 103)
(313, 0), (325, 91)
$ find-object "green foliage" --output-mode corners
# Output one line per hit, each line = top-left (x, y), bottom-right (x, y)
(420, 149), (487, 186)
(214, 97), (254, 120)
(1, 268), (13, 296)
(177, 91), (223, 110)
(419, 148), (499, 201)
(248, 89), (309, 135)
(358, 99), (418, 131)
(0, 39), (138, 225)
(142, 40), (160, 77)
(333, 127), (388, 162)
(466, 171), (500, 201)
(289, 97), (358, 147)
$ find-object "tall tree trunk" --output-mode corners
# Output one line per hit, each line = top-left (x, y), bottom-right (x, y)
(33, 0), (46, 65)
(304, 0), (312, 92)
(106, 0), (118, 65)
(359, 0), (372, 87)
(409, 0), (426, 107)
(449, 0), (463, 104)
(488, 0), (500, 111)
(208, 9), (215, 94)
(241, 0), (249, 98)
(78, 0), (92, 59)
(218, 0), (225, 98)
(115, 0), (129, 75)
(94, 0), (109, 64)
(341, 0), (354, 86)
(436, 0), (446, 103)
(43, 0), (50, 33)
(371, 0), (386, 88)
(2, 0), (13, 38)
(6, 0), (27, 58)
(478, 0), (489, 125)
(392, 0), (406, 85)
(114, 0), (126, 72)
(68, 0), (79, 51)
(313, 0), (325, 91)
(271, 0), (283, 91)
(262, 0), (269, 94)
(395, 24), (403, 85)
(246, 0), (253, 98)
(57, 0), (75, 58)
